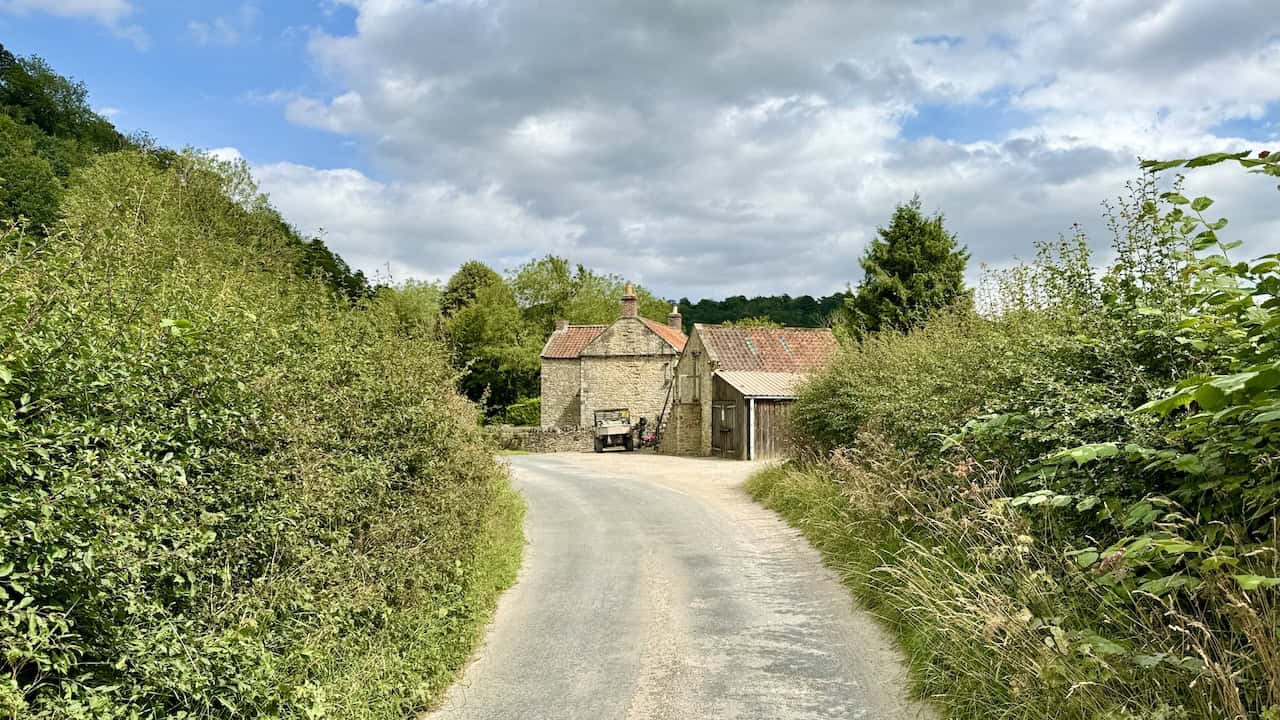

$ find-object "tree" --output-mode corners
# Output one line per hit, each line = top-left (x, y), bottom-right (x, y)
(842, 195), (969, 338)
(0, 46), (125, 152)
(0, 115), (60, 228)
(444, 280), (541, 413)
(722, 316), (783, 328)
(374, 279), (443, 339)
(443, 260), (503, 316)
(677, 292), (846, 328)
(509, 254), (670, 333)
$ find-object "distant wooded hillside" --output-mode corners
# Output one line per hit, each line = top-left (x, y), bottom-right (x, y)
(676, 292), (848, 329)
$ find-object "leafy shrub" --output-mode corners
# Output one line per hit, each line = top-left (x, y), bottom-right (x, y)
(0, 115), (61, 228)
(500, 397), (541, 427)
(0, 150), (522, 718)
(777, 155), (1280, 719)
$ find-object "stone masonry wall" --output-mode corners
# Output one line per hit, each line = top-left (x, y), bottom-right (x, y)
(492, 425), (593, 453)
(540, 358), (581, 429)
(577, 317), (677, 429)
(661, 402), (702, 455)
(661, 327), (714, 456)
(580, 355), (672, 429)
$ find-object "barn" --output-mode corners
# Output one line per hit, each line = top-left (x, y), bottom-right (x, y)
(660, 325), (839, 460)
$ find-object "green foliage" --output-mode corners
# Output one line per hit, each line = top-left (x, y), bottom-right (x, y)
(499, 397), (541, 427)
(841, 195), (970, 339)
(721, 316), (783, 328)
(0, 45), (129, 159)
(782, 155), (1280, 720)
(0, 151), (522, 718)
(0, 46), (368, 301)
(677, 292), (846, 330)
(445, 280), (543, 414)
(442, 260), (504, 316)
(510, 254), (670, 332)
(375, 279), (444, 339)
(0, 115), (60, 229)
(443, 254), (674, 416)
(298, 235), (372, 301)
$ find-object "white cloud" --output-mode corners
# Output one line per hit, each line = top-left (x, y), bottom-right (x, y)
(259, 0), (1280, 298)
(187, 3), (260, 47)
(247, 158), (585, 285)
(207, 147), (244, 163)
(0, 0), (149, 49)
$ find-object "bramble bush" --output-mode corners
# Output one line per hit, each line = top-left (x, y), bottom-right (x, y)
(759, 153), (1280, 720)
(0, 150), (523, 718)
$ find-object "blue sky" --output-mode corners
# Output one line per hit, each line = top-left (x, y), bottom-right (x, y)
(2, 1), (1279, 298)
(1, 1), (364, 170)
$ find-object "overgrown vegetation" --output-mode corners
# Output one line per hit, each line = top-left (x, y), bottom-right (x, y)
(0, 52), (524, 719)
(753, 154), (1280, 720)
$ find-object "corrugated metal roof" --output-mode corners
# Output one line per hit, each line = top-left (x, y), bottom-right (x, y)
(714, 371), (809, 398)
(698, 325), (838, 373)
(540, 325), (607, 359)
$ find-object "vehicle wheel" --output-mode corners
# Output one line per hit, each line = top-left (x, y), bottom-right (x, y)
(594, 438), (604, 453)
(624, 435), (634, 451)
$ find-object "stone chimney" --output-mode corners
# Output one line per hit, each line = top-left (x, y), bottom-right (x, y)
(667, 304), (683, 331)
(554, 319), (569, 331)
(620, 282), (638, 319)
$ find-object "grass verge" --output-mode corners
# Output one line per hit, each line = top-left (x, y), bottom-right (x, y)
(746, 460), (1213, 720)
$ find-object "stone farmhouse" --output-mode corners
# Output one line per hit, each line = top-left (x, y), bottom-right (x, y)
(539, 284), (687, 430)
(661, 325), (839, 460)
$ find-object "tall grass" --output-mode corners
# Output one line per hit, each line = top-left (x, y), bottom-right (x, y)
(755, 167), (1280, 720)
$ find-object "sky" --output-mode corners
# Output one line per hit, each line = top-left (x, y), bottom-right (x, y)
(2, 0), (1279, 300)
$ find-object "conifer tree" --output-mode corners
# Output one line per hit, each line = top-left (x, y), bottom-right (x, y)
(843, 195), (970, 338)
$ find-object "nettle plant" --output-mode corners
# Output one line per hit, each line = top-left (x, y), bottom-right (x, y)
(1013, 150), (1280, 714)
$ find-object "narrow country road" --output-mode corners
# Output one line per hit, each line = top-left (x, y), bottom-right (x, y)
(426, 452), (935, 720)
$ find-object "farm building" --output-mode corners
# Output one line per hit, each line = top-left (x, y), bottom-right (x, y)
(660, 325), (839, 460)
(539, 284), (687, 429)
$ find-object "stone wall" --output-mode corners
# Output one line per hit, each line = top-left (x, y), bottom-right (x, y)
(577, 317), (677, 429)
(581, 317), (675, 357)
(661, 327), (714, 456)
(661, 401), (703, 455)
(580, 355), (673, 429)
(492, 425), (594, 453)
(540, 358), (581, 429)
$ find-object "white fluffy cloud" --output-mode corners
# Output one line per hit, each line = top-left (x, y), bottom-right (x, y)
(251, 160), (586, 284)
(259, 0), (1280, 298)
(0, 0), (148, 48)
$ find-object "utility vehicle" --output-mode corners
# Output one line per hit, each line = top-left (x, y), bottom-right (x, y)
(593, 408), (634, 452)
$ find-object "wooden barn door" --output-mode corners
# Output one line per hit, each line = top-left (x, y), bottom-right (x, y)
(711, 401), (736, 458)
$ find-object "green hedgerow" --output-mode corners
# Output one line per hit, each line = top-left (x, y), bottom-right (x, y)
(0, 150), (522, 718)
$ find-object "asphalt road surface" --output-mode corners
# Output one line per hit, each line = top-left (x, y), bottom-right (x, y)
(426, 452), (935, 720)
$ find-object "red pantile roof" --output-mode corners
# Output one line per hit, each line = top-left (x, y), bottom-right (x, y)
(640, 318), (688, 352)
(698, 325), (839, 373)
(540, 325), (607, 359)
